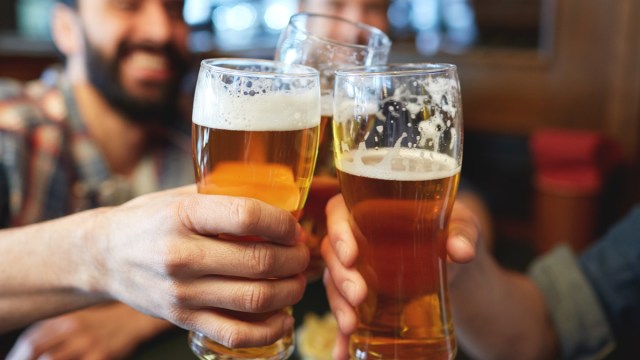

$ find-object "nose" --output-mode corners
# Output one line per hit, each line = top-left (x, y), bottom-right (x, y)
(136, 0), (173, 44)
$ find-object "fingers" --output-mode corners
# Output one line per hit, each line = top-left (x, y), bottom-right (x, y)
(325, 195), (358, 266)
(30, 336), (96, 360)
(179, 195), (301, 246)
(164, 238), (310, 279)
(184, 309), (295, 349)
(323, 269), (359, 336)
(447, 201), (481, 264)
(173, 274), (306, 313)
(321, 235), (367, 307)
(333, 332), (351, 360)
(6, 319), (75, 360)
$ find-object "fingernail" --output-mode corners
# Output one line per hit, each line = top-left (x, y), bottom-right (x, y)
(342, 279), (356, 302)
(284, 315), (295, 330)
(455, 235), (473, 251)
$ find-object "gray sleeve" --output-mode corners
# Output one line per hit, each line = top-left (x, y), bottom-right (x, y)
(527, 245), (616, 360)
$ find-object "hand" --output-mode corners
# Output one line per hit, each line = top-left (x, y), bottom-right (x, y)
(7, 303), (171, 360)
(89, 186), (310, 349)
(321, 195), (481, 359)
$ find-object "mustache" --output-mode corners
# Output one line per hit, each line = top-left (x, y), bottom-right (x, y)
(115, 40), (189, 71)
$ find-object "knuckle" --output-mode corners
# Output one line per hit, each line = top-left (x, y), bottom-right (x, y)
(218, 324), (245, 348)
(163, 242), (201, 277)
(166, 282), (191, 307)
(245, 243), (276, 278)
(230, 198), (261, 233)
(241, 283), (272, 312)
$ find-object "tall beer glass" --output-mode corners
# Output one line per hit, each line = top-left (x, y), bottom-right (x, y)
(333, 64), (463, 359)
(190, 58), (321, 360)
(275, 13), (391, 280)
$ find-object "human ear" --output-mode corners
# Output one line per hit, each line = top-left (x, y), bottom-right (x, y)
(50, 3), (82, 57)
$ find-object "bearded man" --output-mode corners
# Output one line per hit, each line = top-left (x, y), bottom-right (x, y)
(1, 0), (196, 358)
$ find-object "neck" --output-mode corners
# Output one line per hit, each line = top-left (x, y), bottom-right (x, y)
(72, 82), (148, 177)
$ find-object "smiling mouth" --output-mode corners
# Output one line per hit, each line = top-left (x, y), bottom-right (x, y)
(128, 52), (170, 73)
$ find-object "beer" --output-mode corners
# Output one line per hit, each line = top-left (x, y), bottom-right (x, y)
(192, 125), (319, 217)
(336, 148), (460, 360)
(191, 123), (319, 359)
(300, 106), (341, 279)
(275, 14), (391, 281)
(189, 58), (320, 360)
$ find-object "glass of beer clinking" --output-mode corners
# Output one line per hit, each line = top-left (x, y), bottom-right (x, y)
(333, 64), (463, 359)
(275, 13), (391, 281)
(189, 59), (321, 360)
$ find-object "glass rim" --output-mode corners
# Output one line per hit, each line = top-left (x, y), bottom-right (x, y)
(335, 63), (457, 77)
(200, 58), (319, 78)
(288, 12), (392, 51)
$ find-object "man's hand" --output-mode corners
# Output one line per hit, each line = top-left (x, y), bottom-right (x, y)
(7, 304), (171, 360)
(321, 195), (481, 359)
(93, 186), (310, 349)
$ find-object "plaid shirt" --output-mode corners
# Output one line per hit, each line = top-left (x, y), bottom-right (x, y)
(0, 67), (194, 227)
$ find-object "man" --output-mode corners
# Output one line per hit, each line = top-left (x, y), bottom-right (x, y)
(1, 0), (307, 358)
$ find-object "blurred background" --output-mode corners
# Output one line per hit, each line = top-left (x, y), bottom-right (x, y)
(0, 1), (639, 359)
(1, 0), (639, 274)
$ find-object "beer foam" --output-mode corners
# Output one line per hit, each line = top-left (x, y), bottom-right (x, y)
(321, 94), (333, 117)
(337, 148), (460, 181)
(193, 83), (320, 131)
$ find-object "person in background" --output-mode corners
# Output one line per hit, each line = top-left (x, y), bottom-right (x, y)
(0, 0), (306, 358)
(299, 0), (391, 33)
(322, 194), (640, 359)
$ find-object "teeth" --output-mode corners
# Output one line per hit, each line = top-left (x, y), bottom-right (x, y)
(129, 52), (167, 70)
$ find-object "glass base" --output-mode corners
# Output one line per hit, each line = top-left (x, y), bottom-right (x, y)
(189, 331), (294, 360)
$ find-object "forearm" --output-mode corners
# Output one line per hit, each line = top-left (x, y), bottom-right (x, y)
(0, 208), (109, 333)
(450, 247), (559, 360)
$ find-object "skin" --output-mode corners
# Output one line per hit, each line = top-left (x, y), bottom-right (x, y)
(1, 187), (309, 350)
(322, 195), (559, 360)
(300, 0), (391, 33)
(5, 1), (287, 359)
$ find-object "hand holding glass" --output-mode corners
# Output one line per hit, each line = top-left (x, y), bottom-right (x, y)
(333, 64), (463, 359)
(190, 59), (321, 360)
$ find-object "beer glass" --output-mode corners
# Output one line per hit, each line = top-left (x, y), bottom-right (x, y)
(190, 58), (321, 360)
(333, 64), (463, 359)
(275, 13), (391, 280)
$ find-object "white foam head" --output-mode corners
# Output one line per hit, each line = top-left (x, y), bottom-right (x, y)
(193, 62), (321, 131)
(337, 148), (460, 181)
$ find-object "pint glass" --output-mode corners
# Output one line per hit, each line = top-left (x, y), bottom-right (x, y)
(190, 58), (321, 360)
(275, 13), (391, 280)
(333, 64), (463, 359)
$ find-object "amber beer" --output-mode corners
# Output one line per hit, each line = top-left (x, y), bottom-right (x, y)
(300, 107), (341, 278)
(189, 58), (320, 360)
(193, 125), (319, 217)
(191, 117), (319, 360)
(336, 148), (460, 360)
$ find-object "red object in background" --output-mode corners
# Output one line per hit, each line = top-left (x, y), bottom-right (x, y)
(530, 129), (624, 195)
(529, 128), (624, 253)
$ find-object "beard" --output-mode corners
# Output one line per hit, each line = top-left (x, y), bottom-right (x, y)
(83, 36), (190, 127)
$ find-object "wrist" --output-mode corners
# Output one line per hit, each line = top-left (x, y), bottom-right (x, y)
(68, 207), (113, 301)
